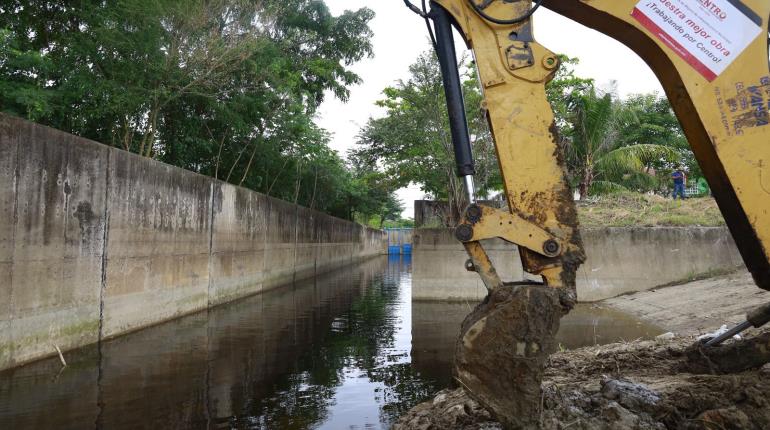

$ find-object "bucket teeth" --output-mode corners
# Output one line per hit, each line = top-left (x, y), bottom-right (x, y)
(454, 284), (567, 429)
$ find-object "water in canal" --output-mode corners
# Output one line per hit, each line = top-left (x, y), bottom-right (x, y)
(0, 255), (662, 429)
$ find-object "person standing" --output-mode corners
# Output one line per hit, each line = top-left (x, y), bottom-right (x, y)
(671, 167), (687, 200)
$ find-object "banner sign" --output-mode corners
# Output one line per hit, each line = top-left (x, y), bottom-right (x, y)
(631, 0), (763, 81)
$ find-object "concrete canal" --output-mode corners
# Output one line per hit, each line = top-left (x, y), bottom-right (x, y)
(0, 255), (663, 429)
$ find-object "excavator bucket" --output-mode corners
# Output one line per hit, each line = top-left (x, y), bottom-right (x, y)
(414, 1), (585, 426)
(454, 283), (568, 428)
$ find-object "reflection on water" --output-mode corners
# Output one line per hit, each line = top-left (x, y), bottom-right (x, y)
(0, 255), (662, 429)
(412, 301), (664, 386)
(0, 255), (439, 430)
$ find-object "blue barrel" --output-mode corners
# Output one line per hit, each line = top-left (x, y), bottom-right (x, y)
(401, 229), (413, 254)
(387, 229), (401, 255)
(386, 228), (413, 255)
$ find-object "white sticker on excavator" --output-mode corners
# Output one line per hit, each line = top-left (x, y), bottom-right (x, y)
(631, 0), (763, 81)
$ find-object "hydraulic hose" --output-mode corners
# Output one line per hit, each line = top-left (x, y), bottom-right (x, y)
(429, 1), (476, 201)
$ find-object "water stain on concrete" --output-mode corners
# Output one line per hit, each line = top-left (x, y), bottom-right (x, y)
(73, 201), (102, 256)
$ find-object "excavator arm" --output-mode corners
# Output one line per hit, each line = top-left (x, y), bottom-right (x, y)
(406, 0), (770, 427)
(542, 0), (770, 292)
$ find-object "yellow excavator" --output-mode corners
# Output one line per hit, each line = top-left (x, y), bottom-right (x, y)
(405, 0), (770, 427)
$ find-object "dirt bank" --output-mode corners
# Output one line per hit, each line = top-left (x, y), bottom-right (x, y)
(395, 273), (770, 429)
(577, 193), (724, 228)
(395, 329), (770, 429)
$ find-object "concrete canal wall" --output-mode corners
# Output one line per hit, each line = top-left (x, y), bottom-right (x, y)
(0, 114), (386, 371)
(413, 227), (744, 302)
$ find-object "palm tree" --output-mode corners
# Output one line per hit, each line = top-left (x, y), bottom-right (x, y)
(562, 88), (678, 199)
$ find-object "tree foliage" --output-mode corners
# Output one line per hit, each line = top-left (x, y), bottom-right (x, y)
(351, 52), (501, 225)
(346, 163), (407, 228)
(617, 93), (701, 189)
(353, 51), (697, 211)
(560, 88), (678, 198)
(0, 0), (394, 219)
(546, 55), (594, 131)
(547, 60), (692, 198)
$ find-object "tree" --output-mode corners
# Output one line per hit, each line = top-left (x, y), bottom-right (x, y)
(546, 55), (594, 133)
(0, 0), (377, 219)
(379, 195), (405, 228)
(344, 161), (405, 228)
(617, 93), (698, 193)
(544, 57), (693, 198)
(562, 88), (678, 198)
(352, 52), (501, 226)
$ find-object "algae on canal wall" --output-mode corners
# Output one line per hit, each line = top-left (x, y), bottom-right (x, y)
(0, 114), (386, 371)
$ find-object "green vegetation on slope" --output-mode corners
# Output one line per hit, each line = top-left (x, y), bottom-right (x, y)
(577, 192), (725, 227)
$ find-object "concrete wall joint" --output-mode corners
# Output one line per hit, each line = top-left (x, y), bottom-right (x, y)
(97, 150), (111, 345)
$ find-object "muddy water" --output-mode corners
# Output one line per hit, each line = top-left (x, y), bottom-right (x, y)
(0, 255), (662, 429)
(412, 301), (664, 386)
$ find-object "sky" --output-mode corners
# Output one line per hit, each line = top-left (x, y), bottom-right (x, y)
(316, 1), (664, 219)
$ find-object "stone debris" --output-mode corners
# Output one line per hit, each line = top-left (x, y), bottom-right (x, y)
(395, 328), (770, 430)
(761, 363), (770, 376)
(599, 378), (660, 412)
(655, 332), (675, 341)
(391, 387), (501, 430)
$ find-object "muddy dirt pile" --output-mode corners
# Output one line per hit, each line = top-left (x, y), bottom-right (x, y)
(394, 330), (770, 430)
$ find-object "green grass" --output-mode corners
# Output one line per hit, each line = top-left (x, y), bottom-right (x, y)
(577, 192), (725, 228)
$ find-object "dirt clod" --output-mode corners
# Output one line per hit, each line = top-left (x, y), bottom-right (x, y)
(684, 332), (770, 374)
(395, 329), (770, 429)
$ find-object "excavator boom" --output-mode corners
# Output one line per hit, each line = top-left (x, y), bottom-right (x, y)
(542, 0), (770, 291)
(407, 0), (770, 427)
